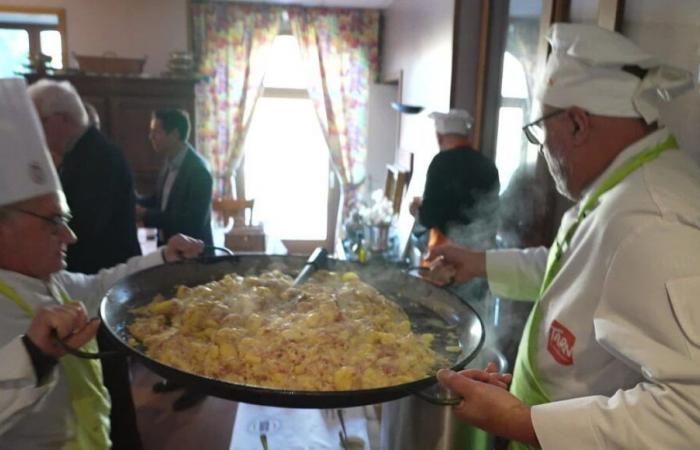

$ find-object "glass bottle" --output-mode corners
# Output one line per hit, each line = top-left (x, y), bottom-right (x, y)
(352, 233), (368, 264)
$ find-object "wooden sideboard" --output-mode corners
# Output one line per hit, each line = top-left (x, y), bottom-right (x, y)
(25, 73), (199, 195)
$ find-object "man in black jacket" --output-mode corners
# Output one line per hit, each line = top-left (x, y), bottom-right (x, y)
(136, 108), (213, 410)
(28, 78), (143, 450)
(28, 80), (142, 273)
(410, 109), (500, 243)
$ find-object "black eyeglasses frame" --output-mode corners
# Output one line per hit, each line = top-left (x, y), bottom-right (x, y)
(522, 109), (566, 146)
(8, 208), (72, 232)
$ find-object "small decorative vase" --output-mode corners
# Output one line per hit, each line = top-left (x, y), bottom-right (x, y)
(367, 224), (390, 252)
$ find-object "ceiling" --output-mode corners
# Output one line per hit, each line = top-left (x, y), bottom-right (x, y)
(226, 0), (394, 8)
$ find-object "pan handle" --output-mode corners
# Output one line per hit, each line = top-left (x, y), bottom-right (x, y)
(172, 245), (235, 265)
(206, 245), (234, 256)
(405, 266), (455, 288)
(413, 381), (463, 406)
(50, 329), (121, 360)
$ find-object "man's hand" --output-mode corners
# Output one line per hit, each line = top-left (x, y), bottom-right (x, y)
(426, 242), (487, 284)
(437, 368), (539, 447)
(27, 303), (100, 358)
(409, 196), (423, 217)
(162, 234), (205, 262)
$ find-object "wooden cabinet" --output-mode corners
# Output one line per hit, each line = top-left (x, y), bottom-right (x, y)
(25, 74), (199, 195)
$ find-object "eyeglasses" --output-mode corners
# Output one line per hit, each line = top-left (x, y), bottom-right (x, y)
(8, 208), (72, 233)
(522, 109), (566, 146)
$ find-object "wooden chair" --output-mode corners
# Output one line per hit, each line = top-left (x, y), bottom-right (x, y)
(384, 164), (410, 214)
(212, 197), (265, 252)
(212, 197), (255, 229)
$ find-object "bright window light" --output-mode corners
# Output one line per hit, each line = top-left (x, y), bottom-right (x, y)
(0, 28), (29, 77)
(501, 52), (529, 98)
(494, 51), (533, 191)
(243, 34), (329, 241)
(40, 30), (62, 69)
(495, 106), (525, 193)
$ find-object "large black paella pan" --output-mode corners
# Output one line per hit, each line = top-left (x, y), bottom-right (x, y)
(99, 254), (484, 408)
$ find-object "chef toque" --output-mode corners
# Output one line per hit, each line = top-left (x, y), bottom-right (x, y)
(0, 78), (61, 207)
(429, 109), (474, 135)
(536, 23), (694, 124)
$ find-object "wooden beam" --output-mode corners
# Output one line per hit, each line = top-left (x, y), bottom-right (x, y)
(472, 0), (490, 147)
(598, 0), (626, 31)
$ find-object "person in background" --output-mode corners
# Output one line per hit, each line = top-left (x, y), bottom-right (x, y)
(429, 24), (700, 449)
(408, 109), (500, 321)
(28, 79), (142, 273)
(136, 108), (213, 410)
(0, 77), (204, 450)
(136, 109), (213, 248)
(410, 108), (500, 253)
(83, 101), (101, 130)
(28, 79), (144, 450)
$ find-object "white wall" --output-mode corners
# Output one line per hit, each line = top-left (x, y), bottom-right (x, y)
(623, 15), (700, 164)
(366, 82), (399, 194)
(381, 0), (455, 201)
(2, 0), (189, 75)
(569, 0), (700, 163)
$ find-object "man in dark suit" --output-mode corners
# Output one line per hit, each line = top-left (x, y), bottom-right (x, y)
(136, 109), (213, 247)
(28, 81), (142, 273)
(28, 79), (143, 450)
(136, 108), (213, 411)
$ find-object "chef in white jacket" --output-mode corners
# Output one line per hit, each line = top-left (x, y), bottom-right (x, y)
(0, 77), (204, 450)
(429, 24), (700, 449)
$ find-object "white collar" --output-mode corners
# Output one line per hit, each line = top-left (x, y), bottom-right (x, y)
(578, 128), (672, 206)
(0, 267), (52, 296)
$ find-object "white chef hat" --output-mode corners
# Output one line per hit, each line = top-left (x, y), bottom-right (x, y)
(536, 23), (694, 124)
(0, 78), (61, 207)
(428, 109), (474, 135)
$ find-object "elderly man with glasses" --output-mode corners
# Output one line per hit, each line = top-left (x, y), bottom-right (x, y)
(0, 78), (204, 450)
(427, 24), (700, 449)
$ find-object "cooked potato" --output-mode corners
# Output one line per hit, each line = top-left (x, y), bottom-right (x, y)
(127, 270), (444, 391)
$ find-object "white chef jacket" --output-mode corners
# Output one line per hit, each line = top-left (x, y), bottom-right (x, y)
(486, 128), (700, 449)
(0, 250), (163, 450)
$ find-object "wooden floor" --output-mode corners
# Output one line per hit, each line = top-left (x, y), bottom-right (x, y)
(131, 361), (238, 450)
(131, 361), (382, 450)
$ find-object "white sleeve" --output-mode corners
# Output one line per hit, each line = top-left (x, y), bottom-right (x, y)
(485, 247), (548, 301)
(55, 250), (165, 315)
(531, 221), (700, 449)
(0, 336), (56, 437)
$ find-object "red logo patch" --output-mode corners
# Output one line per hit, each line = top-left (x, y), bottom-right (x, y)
(547, 320), (575, 366)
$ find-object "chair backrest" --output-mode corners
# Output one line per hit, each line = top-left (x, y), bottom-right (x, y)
(384, 164), (410, 214)
(212, 197), (255, 228)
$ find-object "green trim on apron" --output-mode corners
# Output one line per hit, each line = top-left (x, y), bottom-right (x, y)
(508, 135), (678, 450)
(0, 279), (111, 450)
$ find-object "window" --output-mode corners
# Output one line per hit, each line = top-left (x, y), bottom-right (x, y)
(242, 34), (331, 241)
(494, 51), (540, 192)
(492, 13), (542, 193)
(0, 7), (66, 77)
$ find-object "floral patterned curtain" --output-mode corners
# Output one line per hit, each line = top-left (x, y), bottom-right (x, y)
(289, 8), (380, 215)
(191, 3), (282, 196)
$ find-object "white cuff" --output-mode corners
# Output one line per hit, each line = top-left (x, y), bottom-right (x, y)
(531, 397), (603, 449)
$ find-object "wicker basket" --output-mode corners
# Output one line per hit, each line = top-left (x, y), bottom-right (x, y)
(73, 52), (146, 75)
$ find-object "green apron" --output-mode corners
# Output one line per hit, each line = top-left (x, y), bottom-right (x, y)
(508, 135), (678, 450)
(0, 279), (111, 450)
